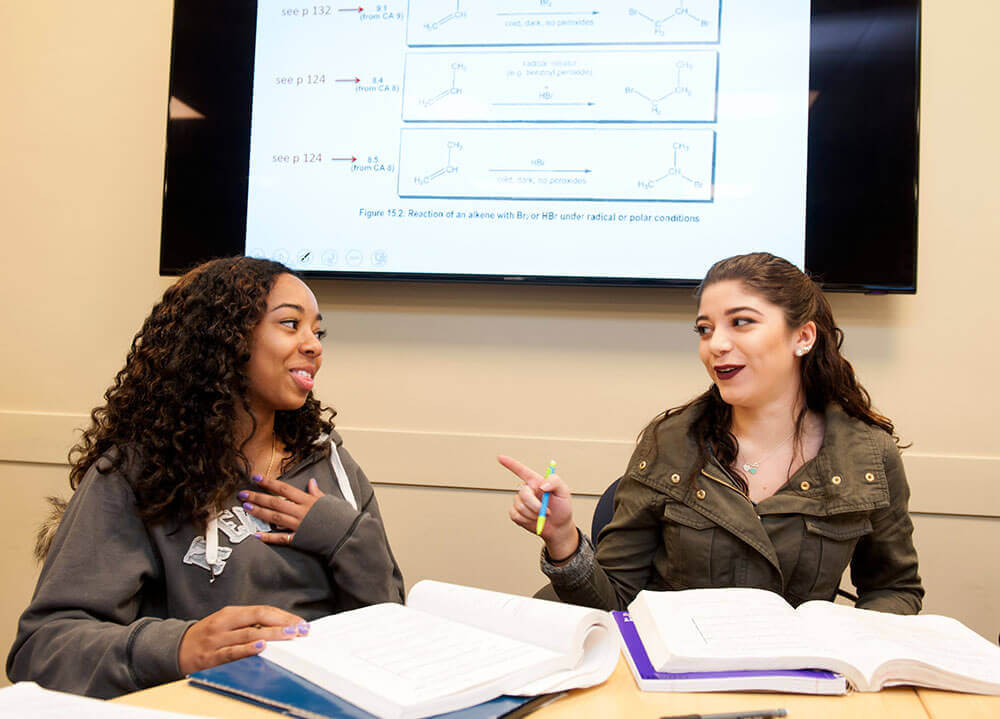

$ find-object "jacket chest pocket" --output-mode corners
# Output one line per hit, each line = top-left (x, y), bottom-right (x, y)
(660, 502), (737, 589)
(794, 514), (873, 601)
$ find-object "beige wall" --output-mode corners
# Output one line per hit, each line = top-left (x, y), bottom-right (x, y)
(1, 1), (998, 685)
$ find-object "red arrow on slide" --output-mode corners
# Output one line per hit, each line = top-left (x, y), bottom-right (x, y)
(330, 156), (358, 163)
(336, 77), (361, 83)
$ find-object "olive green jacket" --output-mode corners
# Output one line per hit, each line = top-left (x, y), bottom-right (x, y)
(542, 402), (923, 614)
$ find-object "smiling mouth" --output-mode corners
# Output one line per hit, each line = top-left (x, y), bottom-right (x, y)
(715, 365), (744, 380)
(290, 368), (316, 390)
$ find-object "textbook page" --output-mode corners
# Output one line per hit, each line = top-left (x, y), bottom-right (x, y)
(0, 682), (213, 718)
(406, 580), (619, 691)
(261, 602), (571, 719)
(796, 601), (1000, 693)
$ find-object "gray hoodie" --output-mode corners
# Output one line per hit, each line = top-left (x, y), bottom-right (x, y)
(6, 431), (404, 698)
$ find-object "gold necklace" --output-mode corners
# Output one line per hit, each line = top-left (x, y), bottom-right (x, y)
(739, 429), (796, 476)
(262, 433), (277, 479)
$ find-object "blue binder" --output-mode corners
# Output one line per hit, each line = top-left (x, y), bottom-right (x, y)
(189, 655), (537, 719)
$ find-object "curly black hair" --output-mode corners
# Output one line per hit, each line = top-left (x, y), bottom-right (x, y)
(68, 256), (335, 527)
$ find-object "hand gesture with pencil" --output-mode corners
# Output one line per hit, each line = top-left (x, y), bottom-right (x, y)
(498, 455), (580, 563)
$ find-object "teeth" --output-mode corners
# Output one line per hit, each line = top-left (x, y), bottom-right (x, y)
(292, 370), (312, 378)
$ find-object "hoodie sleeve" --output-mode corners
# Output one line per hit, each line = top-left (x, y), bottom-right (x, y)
(6, 464), (194, 698)
(290, 443), (405, 610)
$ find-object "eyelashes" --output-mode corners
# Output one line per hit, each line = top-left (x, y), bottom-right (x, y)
(280, 318), (326, 340)
(693, 317), (755, 336)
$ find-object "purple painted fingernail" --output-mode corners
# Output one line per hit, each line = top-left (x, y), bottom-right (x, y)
(251, 474), (263, 483)
(283, 626), (297, 635)
(243, 502), (254, 511)
(254, 640), (264, 649)
(238, 491), (249, 500)
(297, 623), (310, 635)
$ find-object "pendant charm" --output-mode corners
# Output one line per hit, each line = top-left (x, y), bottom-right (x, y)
(743, 463), (758, 475)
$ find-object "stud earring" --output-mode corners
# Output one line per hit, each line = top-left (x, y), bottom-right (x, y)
(795, 346), (812, 357)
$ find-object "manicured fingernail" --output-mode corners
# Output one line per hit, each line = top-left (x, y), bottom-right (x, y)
(243, 502), (254, 511)
(251, 474), (263, 483)
(253, 532), (262, 539)
(238, 491), (249, 500)
(283, 626), (297, 635)
(309, 478), (317, 488)
(297, 623), (310, 635)
(254, 640), (265, 649)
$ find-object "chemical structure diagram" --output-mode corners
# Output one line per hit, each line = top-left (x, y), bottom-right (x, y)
(628, 2), (712, 36)
(638, 142), (703, 190)
(624, 60), (694, 115)
(415, 141), (462, 185)
(421, 63), (466, 107)
(424, 0), (466, 31)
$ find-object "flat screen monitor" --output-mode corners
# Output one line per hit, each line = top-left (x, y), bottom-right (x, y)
(160, 0), (919, 292)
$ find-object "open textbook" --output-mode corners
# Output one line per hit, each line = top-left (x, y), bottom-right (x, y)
(259, 580), (619, 719)
(612, 611), (847, 694)
(627, 587), (1000, 694)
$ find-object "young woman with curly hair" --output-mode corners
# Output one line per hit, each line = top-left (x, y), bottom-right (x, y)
(7, 257), (404, 698)
(501, 252), (923, 615)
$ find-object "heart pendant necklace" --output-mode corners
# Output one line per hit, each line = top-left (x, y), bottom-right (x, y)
(740, 429), (796, 476)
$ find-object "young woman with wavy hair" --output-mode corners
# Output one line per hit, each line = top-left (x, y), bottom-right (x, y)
(8, 257), (403, 697)
(502, 252), (923, 614)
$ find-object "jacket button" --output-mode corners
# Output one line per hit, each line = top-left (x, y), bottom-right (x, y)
(800, 481), (810, 491)
(670, 473), (681, 483)
(638, 460), (648, 470)
(865, 472), (875, 482)
(695, 489), (706, 500)
(831, 475), (842, 485)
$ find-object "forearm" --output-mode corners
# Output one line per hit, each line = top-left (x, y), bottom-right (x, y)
(7, 613), (193, 698)
(292, 494), (405, 609)
(541, 530), (638, 611)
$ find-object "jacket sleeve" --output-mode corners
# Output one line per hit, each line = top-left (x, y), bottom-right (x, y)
(6, 467), (194, 698)
(290, 446), (405, 610)
(850, 435), (924, 614)
(541, 452), (663, 611)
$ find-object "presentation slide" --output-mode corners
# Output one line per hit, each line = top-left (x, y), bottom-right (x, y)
(246, 1), (809, 281)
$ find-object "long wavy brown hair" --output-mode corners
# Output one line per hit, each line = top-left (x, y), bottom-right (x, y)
(68, 257), (335, 527)
(652, 252), (900, 495)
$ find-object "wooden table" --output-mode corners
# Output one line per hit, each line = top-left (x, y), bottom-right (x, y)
(114, 657), (1000, 719)
(916, 688), (1000, 719)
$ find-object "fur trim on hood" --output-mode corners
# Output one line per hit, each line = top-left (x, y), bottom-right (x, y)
(34, 496), (68, 563)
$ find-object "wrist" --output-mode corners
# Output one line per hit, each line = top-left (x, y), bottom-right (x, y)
(545, 527), (581, 564)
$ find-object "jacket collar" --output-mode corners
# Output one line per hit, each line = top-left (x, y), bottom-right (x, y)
(632, 400), (891, 516)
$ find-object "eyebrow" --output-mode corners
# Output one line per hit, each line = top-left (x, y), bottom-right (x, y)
(268, 303), (323, 321)
(695, 306), (763, 323)
(725, 306), (763, 316)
